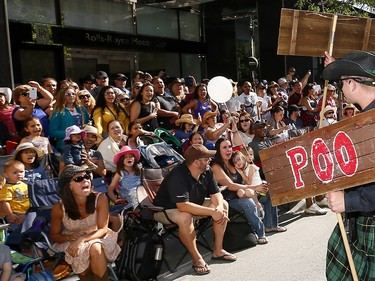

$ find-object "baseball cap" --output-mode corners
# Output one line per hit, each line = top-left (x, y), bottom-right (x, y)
(278, 78), (287, 85)
(115, 73), (128, 80)
(288, 104), (301, 113)
(96, 71), (108, 79)
(184, 145), (216, 162)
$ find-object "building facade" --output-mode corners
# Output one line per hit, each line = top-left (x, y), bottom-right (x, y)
(2, 0), (314, 88)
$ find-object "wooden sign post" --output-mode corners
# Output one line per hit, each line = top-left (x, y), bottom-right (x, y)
(278, 8), (375, 58)
(260, 109), (375, 206)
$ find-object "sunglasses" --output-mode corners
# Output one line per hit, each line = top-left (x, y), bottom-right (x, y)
(72, 173), (91, 183)
(240, 119), (251, 123)
(134, 86), (141, 89)
(20, 92), (29, 97)
(120, 98), (130, 102)
(79, 94), (90, 99)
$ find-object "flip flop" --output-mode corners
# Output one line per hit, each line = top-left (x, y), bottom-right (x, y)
(265, 226), (287, 233)
(192, 263), (210, 275)
(257, 237), (269, 245)
(212, 253), (237, 262)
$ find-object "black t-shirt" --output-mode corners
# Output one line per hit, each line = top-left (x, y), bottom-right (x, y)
(153, 163), (220, 210)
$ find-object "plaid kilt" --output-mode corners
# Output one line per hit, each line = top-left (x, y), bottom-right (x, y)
(326, 216), (375, 281)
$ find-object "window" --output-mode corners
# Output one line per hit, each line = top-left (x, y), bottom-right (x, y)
(179, 11), (200, 42)
(61, 0), (133, 33)
(137, 6), (178, 39)
(8, 0), (56, 24)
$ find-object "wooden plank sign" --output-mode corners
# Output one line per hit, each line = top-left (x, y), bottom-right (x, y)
(259, 109), (375, 206)
(278, 8), (375, 58)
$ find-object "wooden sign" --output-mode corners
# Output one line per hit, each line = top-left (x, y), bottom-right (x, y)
(278, 8), (375, 58)
(259, 110), (375, 206)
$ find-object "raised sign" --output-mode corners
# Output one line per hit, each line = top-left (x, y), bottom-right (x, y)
(278, 8), (375, 58)
(259, 109), (375, 206)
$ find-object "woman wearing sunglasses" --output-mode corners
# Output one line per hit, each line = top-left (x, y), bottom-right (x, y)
(50, 164), (120, 281)
(49, 86), (90, 152)
(12, 82), (53, 138)
(76, 90), (96, 115)
(237, 112), (255, 145)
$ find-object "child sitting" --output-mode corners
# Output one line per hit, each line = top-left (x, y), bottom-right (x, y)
(19, 117), (52, 154)
(12, 143), (48, 183)
(231, 149), (265, 218)
(0, 244), (25, 281)
(62, 125), (87, 167)
(107, 146), (141, 209)
(0, 160), (29, 249)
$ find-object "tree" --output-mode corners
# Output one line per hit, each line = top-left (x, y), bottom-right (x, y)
(295, 0), (375, 17)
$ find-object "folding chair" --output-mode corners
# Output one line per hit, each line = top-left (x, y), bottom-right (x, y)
(137, 166), (212, 273)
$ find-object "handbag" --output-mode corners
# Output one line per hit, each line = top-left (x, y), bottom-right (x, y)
(223, 221), (257, 252)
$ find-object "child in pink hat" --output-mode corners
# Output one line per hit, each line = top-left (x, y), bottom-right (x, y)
(107, 146), (141, 208)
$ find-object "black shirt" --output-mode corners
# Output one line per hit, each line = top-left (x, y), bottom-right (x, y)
(153, 162), (220, 210)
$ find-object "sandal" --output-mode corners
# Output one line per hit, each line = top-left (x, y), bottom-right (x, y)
(265, 226), (287, 233)
(257, 237), (268, 245)
(192, 263), (210, 275)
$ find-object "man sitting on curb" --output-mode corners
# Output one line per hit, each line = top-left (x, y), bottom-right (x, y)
(153, 144), (236, 275)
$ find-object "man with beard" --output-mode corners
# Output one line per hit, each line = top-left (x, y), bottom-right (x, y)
(153, 145), (236, 275)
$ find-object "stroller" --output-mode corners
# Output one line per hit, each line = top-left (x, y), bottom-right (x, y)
(137, 134), (184, 169)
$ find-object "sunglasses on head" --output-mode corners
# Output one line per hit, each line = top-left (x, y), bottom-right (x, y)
(79, 94), (90, 99)
(72, 173), (91, 182)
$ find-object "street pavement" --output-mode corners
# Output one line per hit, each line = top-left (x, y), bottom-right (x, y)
(160, 201), (338, 281)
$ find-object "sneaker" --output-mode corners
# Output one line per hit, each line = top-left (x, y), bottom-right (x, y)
(305, 203), (327, 215)
(317, 197), (329, 208)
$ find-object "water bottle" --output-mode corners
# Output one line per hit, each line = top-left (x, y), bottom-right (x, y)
(154, 244), (163, 261)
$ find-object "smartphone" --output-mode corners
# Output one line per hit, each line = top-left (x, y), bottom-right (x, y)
(29, 87), (38, 99)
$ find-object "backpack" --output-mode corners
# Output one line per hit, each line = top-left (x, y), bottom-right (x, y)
(116, 217), (164, 281)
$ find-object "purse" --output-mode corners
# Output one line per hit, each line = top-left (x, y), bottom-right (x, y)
(223, 221), (257, 252)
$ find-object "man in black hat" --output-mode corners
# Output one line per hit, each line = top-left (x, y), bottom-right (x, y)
(153, 145), (236, 275)
(323, 50), (375, 280)
(90, 71), (109, 100)
(113, 73), (130, 95)
(79, 74), (96, 91)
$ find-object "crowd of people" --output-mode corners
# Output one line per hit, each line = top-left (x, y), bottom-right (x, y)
(0, 59), (363, 279)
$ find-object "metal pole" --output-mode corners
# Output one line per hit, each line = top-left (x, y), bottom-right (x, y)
(0, 0), (14, 88)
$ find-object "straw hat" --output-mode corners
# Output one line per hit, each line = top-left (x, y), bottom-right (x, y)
(344, 103), (356, 110)
(83, 124), (103, 144)
(175, 114), (196, 126)
(202, 111), (219, 126)
(12, 142), (44, 160)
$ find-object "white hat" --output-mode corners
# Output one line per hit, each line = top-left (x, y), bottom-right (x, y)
(0, 87), (12, 104)
(64, 125), (86, 141)
(277, 78), (287, 85)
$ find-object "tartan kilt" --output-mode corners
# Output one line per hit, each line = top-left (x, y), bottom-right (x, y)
(326, 216), (375, 281)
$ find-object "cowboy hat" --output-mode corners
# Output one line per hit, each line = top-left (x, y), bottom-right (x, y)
(175, 114), (196, 126)
(113, 146), (141, 165)
(202, 111), (219, 126)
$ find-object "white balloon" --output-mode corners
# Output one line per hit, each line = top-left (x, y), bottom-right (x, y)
(207, 76), (233, 103)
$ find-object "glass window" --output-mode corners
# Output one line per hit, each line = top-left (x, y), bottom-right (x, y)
(61, 0), (133, 34)
(19, 49), (56, 82)
(139, 52), (180, 77)
(181, 53), (202, 83)
(179, 11), (200, 42)
(137, 6), (178, 39)
(7, 0), (56, 24)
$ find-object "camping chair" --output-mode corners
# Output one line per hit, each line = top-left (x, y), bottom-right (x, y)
(153, 128), (182, 152)
(137, 166), (212, 273)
